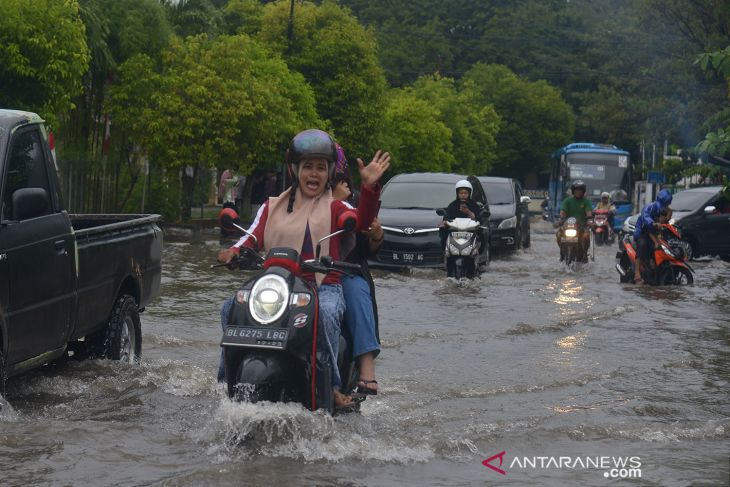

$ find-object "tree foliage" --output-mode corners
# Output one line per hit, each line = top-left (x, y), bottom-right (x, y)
(379, 90), (454, 174)
(109, 34), (322, 218)
(0, 0), (90, 126)
(256, 1), (387, 158)
(407, 75), (500, 175)
(461, 64), (574, 177)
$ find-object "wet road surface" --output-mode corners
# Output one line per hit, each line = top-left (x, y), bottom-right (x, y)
(1, 220), (728, 486)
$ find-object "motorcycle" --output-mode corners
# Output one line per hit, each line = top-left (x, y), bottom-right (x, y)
(217, 217), (367, 414)
(437, 210), (483, 279)
(592, 209), (614, 246)
(559, 217), (589, 264)
(615, 222), (694, 285)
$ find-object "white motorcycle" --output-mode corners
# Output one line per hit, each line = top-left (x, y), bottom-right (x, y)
(442, 217), (483, 279)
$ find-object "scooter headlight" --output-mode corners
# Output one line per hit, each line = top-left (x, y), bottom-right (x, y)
(564, 228), (578, 238)
(249, 274), (289, 324)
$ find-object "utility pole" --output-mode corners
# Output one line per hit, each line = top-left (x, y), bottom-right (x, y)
(286, 0), (295, 54)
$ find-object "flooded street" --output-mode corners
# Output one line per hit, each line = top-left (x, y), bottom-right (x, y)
(1, 221), (728, 486)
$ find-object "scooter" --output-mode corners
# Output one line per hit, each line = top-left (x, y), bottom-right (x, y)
(592, 209), (614, 246)
(216, 217), (366, 414)
(559, 217), (590, 264)
(615, 223), (694, 285)
(437, 210), (483, 279)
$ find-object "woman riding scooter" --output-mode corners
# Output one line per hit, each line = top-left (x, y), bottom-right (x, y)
(217, 129), (390, 409)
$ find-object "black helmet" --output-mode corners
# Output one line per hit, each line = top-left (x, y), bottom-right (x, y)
(571, 180), (586, 193)
(284, 129), (337, 213)
(285, 129), (337, 183)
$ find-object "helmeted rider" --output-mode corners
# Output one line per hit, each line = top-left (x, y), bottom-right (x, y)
(440, 179), (482, 249)
(632, 188), (673, 284)
(595, 191), (616, 231)
(216, 129), (389, 410)
(556, 180), (593, 260)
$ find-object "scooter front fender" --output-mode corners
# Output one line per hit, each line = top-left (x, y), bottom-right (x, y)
(233, 351), (294, 385)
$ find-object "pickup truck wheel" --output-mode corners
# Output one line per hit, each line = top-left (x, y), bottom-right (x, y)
(101, 295), (142, 364)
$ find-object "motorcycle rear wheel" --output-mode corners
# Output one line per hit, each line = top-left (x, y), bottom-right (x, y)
(659, 266), (693, 286)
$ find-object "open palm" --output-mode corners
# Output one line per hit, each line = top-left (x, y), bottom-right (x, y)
(358, 150), (391, 186)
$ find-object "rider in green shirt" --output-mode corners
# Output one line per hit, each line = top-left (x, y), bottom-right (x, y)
(556, 180), (593, 260)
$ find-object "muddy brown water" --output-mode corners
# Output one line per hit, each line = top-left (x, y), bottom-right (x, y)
(1, 221), (728, 486)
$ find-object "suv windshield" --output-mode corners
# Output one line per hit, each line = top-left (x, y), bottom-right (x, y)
(381, 181), (458, 209)
(670, 190), (715, 212)
(481, 182), (514, 205)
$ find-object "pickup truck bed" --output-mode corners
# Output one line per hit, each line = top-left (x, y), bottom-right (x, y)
(0, 109), (162, 391)
(70, 214), (162, 341)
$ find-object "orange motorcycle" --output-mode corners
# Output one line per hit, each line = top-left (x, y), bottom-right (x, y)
(615, 223), (694, 285)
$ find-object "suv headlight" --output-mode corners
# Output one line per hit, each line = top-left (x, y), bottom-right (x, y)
(249, 274), (289, 324)
(498, 216), (517, 229)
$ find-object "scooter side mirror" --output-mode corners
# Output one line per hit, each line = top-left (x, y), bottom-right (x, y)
(315, 219), (354, 259)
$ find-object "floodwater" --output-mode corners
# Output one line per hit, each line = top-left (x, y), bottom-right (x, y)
(1, 220), (728, 486)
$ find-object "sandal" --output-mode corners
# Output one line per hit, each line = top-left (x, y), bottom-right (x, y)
(356, 379), (378, 396)
(634, 277), (645, 285)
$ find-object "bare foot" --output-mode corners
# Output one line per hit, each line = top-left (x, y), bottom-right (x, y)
(333, 390), (353, 408)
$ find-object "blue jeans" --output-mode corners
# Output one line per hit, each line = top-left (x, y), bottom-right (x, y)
(217, 285), (346, 389)
(317, 284), (346, 389)
(341, 275), (380, 359)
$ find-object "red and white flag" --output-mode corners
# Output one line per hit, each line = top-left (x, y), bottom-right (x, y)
(48, 131), (57, 168)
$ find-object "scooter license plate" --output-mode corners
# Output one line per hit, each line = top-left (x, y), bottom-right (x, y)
(222, 327), (288, 348)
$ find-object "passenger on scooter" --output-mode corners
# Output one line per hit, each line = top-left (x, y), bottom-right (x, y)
(333, 151), (382, 396)
(556, 180), (593, 260)
(632, 188), (673, 284)
(217, 129), (390, 408)
(440, 180), (482, 249)
(595, 192), (616, 230)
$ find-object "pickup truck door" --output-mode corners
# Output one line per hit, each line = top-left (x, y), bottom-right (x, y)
(0, 126), (75, 364)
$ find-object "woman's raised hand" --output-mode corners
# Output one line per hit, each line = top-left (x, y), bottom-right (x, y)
(358, 150), (391, 187)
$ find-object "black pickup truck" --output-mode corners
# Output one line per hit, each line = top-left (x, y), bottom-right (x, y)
(0, 109), (162, 394)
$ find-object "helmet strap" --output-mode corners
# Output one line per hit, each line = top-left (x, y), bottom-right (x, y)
(287, 180), (297, 213)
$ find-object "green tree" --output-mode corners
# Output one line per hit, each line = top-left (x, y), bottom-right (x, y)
(695, 46), (730, 161)
(162, 0), (224, 38)
(223, 0), (264, 36)
(380, 89), (455, 174)
(109, 34), (322, 220)
(59, 0), (172, 212)
(0, 0), (90, 126)
(409, 75), (500, 175)
(461, 63), (575, 179)
(256, 1), (387, 158)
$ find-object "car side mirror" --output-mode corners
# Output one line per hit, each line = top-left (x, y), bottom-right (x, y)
(12, 188), (49, 221)
(520, 196), (531, 204)
(436, 208), (445, 216)
(704, 206), (716, 214)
